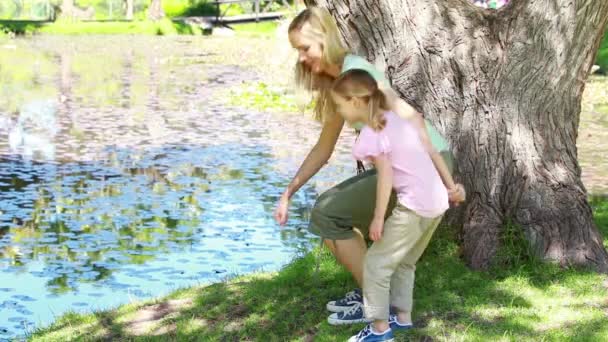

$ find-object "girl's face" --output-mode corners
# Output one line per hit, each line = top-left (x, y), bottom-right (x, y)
(289, 28), (324, 74)
(332, 94), (368, 127)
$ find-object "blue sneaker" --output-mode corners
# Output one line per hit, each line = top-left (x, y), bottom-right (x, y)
(326, 289), (363, 312)
(327, 302), (371, 325)
(388, 314), (413, 331)
(348, 324), (394, 342)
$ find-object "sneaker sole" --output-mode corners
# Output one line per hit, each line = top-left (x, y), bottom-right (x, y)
(381, 339), (394, 342)
(327, 316), (371, 326)
(348, 338), (393, 342)
(326, 303), (354, 313)
(390, 323), (413, 331)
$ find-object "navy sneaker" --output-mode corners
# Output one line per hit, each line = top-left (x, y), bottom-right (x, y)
(326, 289), (363, 312)
(327, 302), (371, 325)
(388, 314), (413, 331)
(348, 324), (394, 342)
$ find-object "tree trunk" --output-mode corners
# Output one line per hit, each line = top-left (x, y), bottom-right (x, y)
(148, 0), (165, 21)
(306, 0), (608, 273)
(125, 0), (134, 20)
(60, 0), (95, 20)
(12, 0), (23, 18)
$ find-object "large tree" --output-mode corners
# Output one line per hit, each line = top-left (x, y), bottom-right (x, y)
(125, 0), (134, 20)
(307, 0), (608, 272)
(58, 0), (94, 20)
(148, 0), (165, 20)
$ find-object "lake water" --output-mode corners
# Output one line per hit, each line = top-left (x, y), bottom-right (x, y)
(0, 35), (356, 340)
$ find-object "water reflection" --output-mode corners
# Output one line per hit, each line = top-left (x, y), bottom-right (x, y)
(0, 36), (356, 339)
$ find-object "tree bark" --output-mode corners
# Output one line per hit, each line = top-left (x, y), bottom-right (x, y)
(125, 0), (134, 20)
(59, 0), (95, 20)
(306, 0), (608, 273)
(148, 0), (165, 21)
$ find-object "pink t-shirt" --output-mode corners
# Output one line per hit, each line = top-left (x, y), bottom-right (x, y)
(353, 111), (449, 218)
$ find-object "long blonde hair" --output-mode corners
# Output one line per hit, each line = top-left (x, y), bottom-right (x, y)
(288, 7), (349, 122)
(332, 69), (390, 131)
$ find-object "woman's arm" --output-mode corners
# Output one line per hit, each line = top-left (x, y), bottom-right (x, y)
(283, 113), (344, 199)
(275, 113), (344, 225)
(382, 86), (465, 203)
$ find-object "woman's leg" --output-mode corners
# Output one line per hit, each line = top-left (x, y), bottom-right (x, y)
(309, 169), (397, 286)
(324, 231), (367, 286)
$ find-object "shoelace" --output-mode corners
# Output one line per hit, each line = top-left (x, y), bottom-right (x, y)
(342, 302), (363, 318)
(356, 324), (372, 339)
(342, 290), (361, 302)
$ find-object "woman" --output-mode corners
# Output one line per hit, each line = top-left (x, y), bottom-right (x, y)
(274, 7), (465, 326)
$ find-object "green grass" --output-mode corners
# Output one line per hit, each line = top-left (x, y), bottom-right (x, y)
(0, 18), (279, 36)
(30, 198), (608, 341)
(40, 19), (210, 35)
(0, 19), (202, 35)
(227, 81), (303, 113)
(232, 21), (280, 36)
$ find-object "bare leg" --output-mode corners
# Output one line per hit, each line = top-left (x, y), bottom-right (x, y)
(325, 230), (367, 287)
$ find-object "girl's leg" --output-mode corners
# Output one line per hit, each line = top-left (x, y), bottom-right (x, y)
(363, 206), (422, 331)
(390, 214), (443, 323)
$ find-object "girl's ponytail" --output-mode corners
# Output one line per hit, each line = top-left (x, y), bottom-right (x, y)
(368, 88), (387, 131)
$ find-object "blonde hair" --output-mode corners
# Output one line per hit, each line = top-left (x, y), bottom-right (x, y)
(288, 7), (349, 122)
(332, 69), (390, 131)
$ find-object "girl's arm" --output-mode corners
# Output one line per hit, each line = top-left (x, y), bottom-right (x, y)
(369, 153), (392, 241)
(382, 86), (465, 203)
(410, 112), (456, 190)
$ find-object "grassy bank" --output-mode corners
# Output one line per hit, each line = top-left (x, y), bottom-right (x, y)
(0, 19), (279, 36)
(30, 198), (608, 341)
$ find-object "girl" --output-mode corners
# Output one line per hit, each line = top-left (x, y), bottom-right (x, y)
(275, 7), (465, 325)
(332, 69), (458, 341)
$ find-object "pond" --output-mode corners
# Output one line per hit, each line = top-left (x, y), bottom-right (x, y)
(0, 35), (357, 340)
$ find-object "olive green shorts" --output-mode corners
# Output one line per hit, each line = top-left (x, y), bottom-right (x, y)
(308, 169), (397, 240)
(308, 152), (453, 240)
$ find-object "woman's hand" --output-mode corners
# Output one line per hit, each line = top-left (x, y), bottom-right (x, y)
(274, 193), (290, 226)
(448, 184), (466, 206)
(369, 216), (385, 241)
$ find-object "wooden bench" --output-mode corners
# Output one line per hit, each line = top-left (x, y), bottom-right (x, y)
(211, 0), (262, 23)
(211, 0), (293, 23)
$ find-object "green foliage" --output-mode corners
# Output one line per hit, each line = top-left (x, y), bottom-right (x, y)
(0, 19), (208, 35)
(591, 196), (608, 248)
(164, 0), (215, 17)
(0, 20), (44, 35)
(596, 30), (608, 72)
(154, 17), (178, 34)
(227, 81), (308, 114)
(163, 0), (250, 18)
(0, 0), (53, 20)
(491, 221), (537, 271)
(0, 0), (253, 20)
(37, 20), (157, 34)
(231, 21), (278, 36)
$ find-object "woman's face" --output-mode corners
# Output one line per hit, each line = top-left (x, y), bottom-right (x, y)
(289, 28), (323, 74)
